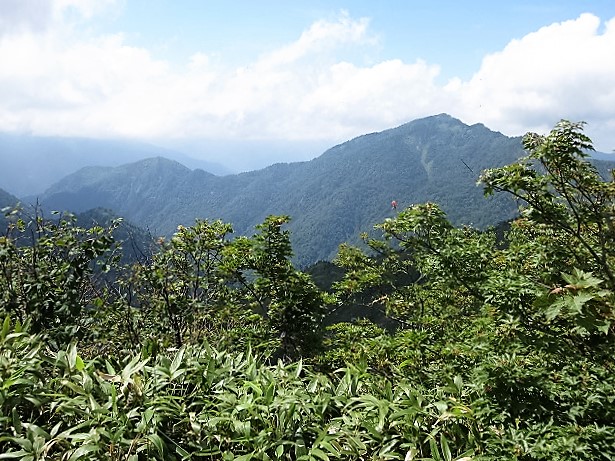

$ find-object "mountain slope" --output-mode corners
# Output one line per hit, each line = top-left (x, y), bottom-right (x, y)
(0, 188), (19, 208)
(0, 188), (20, 231)
(38, 114), (526, 265)
(75, 208), (155, 266)
(0, 133), (231, 197)
(41, 157), (196, 230)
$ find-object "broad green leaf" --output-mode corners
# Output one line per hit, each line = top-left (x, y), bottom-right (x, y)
(75, 355), (85, 372)
(170, 347), (186, 377)
(68, 444), (99, 461)
(429, 437), (443, 461)
(147, 434), (165, 455)
(1, 315), (10, 339)
(309, 448), (330, 461)
(0, 452), (30, 460)
(440, 433), (452, 461)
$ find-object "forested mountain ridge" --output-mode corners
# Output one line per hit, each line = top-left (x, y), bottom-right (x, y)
(0, 188), (154, 266)
(37, 114), (527, 265)
(0, 188), (20, 230)
(0, 187), (19, 208)
(0, 133), (231, 197)
(3, 121), (615, 459)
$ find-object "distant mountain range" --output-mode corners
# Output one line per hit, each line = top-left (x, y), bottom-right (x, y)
(8, 114), (613, 266)
(0, 187), (154, 266)
(0, 188), (18, 208)
(30, 114), (533, 265)
(0, 188), (20, 230)
(0, 133), (231, 197)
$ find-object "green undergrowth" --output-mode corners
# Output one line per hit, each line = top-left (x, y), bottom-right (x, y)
(2, 121), (615, 459)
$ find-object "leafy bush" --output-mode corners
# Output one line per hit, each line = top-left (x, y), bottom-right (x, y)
(2, 120), (615, 459)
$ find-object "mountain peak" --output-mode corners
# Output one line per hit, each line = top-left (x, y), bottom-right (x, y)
(400, 113), (460, 126)
(129, 156), (191, 171)
(425, 113), (458, 121)
(36, 116), (532, 265)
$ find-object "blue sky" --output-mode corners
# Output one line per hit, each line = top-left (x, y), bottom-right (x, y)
(108, 0), (615, 81)
(1, 0), (615, 169)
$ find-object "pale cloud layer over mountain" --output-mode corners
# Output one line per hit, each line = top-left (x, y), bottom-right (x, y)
(0, 0), (614, 160)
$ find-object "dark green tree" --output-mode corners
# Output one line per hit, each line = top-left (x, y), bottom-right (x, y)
(97, 216), (328, 358)
(0, 209), (117, 347)
(481, 120), (615, 289)
(480, 120), (615, 336)
(232, 216), (329, 358)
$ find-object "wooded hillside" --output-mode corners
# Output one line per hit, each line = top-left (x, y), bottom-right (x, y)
(1, 121), (614, 460)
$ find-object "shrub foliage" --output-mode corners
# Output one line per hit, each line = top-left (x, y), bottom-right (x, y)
(1, 120), (615, 460)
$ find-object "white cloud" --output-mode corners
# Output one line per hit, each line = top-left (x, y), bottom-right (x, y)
(0, 0), (53, 36)
(293, 59), (443, 139)
(261, 12), (373, 68)
(0, 10), (386, 140)
(53, 0), (119, 20)
(0, 0), (119, 37)
(0, 8), (614, 153)
(451, 13), (615, 150)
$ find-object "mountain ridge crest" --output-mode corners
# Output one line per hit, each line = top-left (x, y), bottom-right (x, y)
(34, 114), (527, 265)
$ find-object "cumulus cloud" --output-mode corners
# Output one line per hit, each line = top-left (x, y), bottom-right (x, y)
(0, 0), (118, 37)
(0, 8), (386, 140)
(0, 6), (614, 152)
(262, 12), (373, 68)
(451, 13), (615, 150)
(0, 0), (53, 36)
(53, 0), (119, 19)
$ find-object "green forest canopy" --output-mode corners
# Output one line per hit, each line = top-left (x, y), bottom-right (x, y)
(1, 120), (614, 460)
